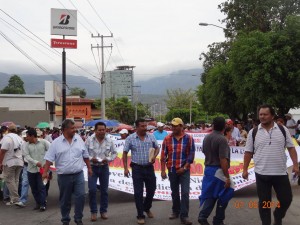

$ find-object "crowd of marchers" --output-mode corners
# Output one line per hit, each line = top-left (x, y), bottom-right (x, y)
(0, 105), (300, 225)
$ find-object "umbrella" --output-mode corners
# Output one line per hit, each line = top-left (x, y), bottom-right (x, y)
(1, 121), (15, 127)
(36, 122), (50, 129)
(84, 119), (119, 128)
(117, 123), (134, 131)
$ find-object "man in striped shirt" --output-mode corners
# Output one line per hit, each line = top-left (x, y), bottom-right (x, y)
(161, 117), (195, 225)
(243, 104), (299, 225)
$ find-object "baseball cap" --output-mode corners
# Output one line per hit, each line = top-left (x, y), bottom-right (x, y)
(171, 118), (184, 126)
(226, 120), (233, 125)
(7, 123), (17, 132)
(285, 113), (292, 118)
(119, 129), (128, 134)
(21, 130), (28, 138)
(157, 122), (164, 127)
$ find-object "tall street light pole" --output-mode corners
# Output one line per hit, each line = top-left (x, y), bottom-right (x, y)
(199, 22), (225, 30)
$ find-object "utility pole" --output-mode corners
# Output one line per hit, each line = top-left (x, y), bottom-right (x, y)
(133, 85), (141, 120)
(91, 33), (113, 119)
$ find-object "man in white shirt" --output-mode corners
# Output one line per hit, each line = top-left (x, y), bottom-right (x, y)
(285, 113), (297, 137)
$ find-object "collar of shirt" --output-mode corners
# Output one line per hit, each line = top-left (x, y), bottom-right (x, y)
(171, 132), (186, 140)
(62, 134), (78, 145)
(258, 122), (279, 131)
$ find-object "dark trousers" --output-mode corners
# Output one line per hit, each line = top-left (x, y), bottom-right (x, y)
(57, 171), (85, 223)
(255, 173), (293, 225)
(131, 164), (156, 219)
(168, 170), (190, 219)
(27, 172), (46, 207)
(88, 165), (109, 213)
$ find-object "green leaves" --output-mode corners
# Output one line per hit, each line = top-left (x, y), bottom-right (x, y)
(1, 74), (25, 94)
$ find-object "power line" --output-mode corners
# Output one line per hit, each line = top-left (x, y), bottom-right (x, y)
(0, 30), (52, 75)
(0, 9), (99, 80)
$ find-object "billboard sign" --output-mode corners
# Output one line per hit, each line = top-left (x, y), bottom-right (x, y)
(45, 80), (62, 105)
(51, 8), (77, 36)
(51, 38), (77, 49)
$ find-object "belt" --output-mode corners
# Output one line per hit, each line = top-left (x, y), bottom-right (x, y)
(130, 162), (153, 168)
(91, 162), (108, 167)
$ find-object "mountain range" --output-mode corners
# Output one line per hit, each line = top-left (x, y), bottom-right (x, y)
(0, 68), (202, 103)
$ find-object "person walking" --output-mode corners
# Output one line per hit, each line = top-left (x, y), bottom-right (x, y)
(0, 124), (24, 205)
(42, 119), (92, 225)
(161, 117), (195, 225)
(243, 105), (299, 225)
(122, 118), (159, 225)
(85, 122), (117, 221)
(198, 117), (233, 225)
(22, 128), (49, 211)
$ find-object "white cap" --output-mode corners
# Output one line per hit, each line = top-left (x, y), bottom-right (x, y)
(21, 130), (27, 138)
(157, 122), (164, 127)
(119, 129), (128, 134)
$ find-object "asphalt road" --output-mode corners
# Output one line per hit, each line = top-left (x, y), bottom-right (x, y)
(0, 174), (300, 225)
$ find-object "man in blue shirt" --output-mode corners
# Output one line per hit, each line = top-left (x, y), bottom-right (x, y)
(153, 122), (168, 140)
(43, 119), (92, 225)
(122, 118), (160, 225)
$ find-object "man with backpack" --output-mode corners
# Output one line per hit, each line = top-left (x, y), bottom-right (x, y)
(242, 104), (299, 225)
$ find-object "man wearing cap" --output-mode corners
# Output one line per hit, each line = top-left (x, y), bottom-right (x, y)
(0, 124), (24, 205)
(85, 121), (117, 221)
(285, 113), (297, 137)
(153, 122), (168, 140)
(119, 129), (129, 140)
(22, 128), (49, 211)
(122, 118), (159, 225)
(161, 118), (195, 225)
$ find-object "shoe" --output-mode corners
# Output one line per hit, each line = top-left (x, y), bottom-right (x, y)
(40, 206), (46, 212)
(137, 218), (145, 224)
(91, 213), (97, 222)
(75, 221), (83, 225)
(198, 219), (210, 225)
(15, 201), (26, 207)
(101, 212), (108, 220)
(213, 223), (226, 225)
(169, 213), (179, 219)
(62, 222), (69, 225)
(6, 201), (16, 206)
(33, 205), (40, 210)
(145, 210), (154, 218)
(181, 218), (193, 225)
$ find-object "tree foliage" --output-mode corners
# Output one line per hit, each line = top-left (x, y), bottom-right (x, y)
(68, 87), (86, 98)
(95, 97), (150, 124)
(1, 74), (26, 94)
(198, 0), (300, 119)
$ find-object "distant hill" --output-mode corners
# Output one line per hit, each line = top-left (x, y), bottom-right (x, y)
(0, 68), (202, 101)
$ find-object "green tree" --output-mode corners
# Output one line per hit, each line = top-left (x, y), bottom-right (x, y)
(68, 87), (86, 98)
(1, 74), (26, 94)
(95, 97), (150, 124)
(229, 16), (300, 116)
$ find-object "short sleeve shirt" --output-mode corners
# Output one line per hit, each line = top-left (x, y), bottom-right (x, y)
(202, 131), (230, 166)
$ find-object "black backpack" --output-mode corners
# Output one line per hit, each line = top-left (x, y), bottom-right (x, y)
(252, 124), (286, 153)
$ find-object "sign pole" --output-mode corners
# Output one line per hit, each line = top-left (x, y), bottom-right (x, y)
(62, 35), (66, 121)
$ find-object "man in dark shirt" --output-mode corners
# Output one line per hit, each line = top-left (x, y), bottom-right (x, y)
(198, 117), (231, 225)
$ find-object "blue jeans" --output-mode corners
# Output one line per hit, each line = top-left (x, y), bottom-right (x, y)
(19, 166), (29, 204)
(88, 165), (109, 213)
(168, 170), (190, 219)
(131, 163), (156, 219)
(198, 198), (228, 224)
(57, 171), (85, 223)
(28, 171), (46, 207)
(255, 173), (292, 225)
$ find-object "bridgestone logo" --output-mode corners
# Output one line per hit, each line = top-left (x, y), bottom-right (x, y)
(53, 26), (75, 30)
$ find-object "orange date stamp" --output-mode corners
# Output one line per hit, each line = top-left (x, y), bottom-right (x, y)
(233, 200), (280, 209)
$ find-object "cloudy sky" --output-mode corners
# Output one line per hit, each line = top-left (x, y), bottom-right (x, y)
(0, 0), (226, 81)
